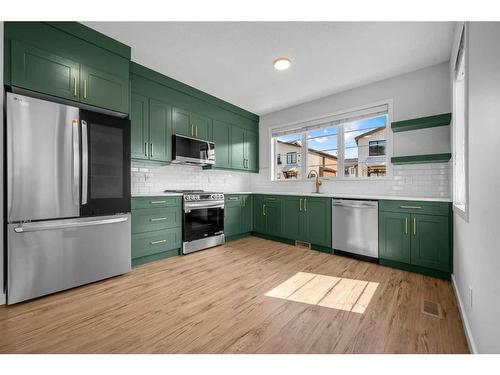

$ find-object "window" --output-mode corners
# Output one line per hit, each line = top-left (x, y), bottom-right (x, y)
(453, 24), (468, 214)
(271, 104), (389, 181)
(274, 132), (302, 180)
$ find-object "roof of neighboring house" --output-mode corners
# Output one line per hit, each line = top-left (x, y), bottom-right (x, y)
(354, 126), (385, 144)
(277, 140), (337, 160)
(344, 158), (358, 166)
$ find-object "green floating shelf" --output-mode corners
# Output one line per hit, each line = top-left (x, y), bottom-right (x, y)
(391, 113), (451, 133)
(391, 153), (452, 165)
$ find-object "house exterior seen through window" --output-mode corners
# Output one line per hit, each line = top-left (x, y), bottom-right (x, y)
(272, 108), (388, 180)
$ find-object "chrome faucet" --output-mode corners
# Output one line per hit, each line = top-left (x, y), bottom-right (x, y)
(307, 170), (322, 193)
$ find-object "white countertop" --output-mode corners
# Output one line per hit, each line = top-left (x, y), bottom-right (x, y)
(132, 192), (183, 197)
(225, 191), (452, 202)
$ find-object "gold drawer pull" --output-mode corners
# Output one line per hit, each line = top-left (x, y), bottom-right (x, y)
(228, 197), (239, 200)
(413, 217), (417, 236)
(150, 239), (167, 245)
(150, 217), (167, 222)
(399, 205), (422, 209)
(404, 217), (408, 234)
(150, 201), (166, 204)
(83, 79), (88, 99)
(73, 77), (77, 97)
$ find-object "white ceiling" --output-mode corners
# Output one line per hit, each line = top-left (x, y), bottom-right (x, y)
(84, 22), (455, 115)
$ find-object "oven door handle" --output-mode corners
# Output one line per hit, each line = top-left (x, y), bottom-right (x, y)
(184, 203), (224, 212)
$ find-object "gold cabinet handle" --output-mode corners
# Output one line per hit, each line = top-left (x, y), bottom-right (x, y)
(195, 125), (198, 137)
(228, 197), (239, 200)
(150, 201), (166, 204)
(299, 198), (303, 211)
(150, 239), (167, 245)
(150, 143), (154, 156)
(191, 124), (194, 136)
(400, 205), (422, 209)
(263, 204), (266, 216)
(405, 217), (408, 235)
(83, 79), (87, 99)
(150, 217), (167, 222)
(73, 76), (77, 97)
(145, 142), (148, 157)
(413, 217), (416, 236)
(304, 198), (307, 211)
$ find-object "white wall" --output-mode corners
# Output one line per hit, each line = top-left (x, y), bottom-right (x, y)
(131, 161), (252, 194)
(452, 22), (500, 354)
(1, 21), (5, 305)
(253, 62), (452, 198)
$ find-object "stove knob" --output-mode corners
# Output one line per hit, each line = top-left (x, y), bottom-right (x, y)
(211, 194), (216, 200)
(196, 195), (200, 200)
(219, 194), (223, 199)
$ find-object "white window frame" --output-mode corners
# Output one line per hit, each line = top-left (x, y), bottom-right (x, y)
(451, 22), (469, 220)
(269, 99), (393, 182)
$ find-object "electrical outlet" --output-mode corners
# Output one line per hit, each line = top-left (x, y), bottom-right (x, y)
(469, 286), (473, 308)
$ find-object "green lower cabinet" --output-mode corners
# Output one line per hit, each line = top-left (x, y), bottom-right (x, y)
(379, 211), (411, 263)
(224, 195), (253, 240)
(411, 214), (450, 272)
(131, 197), (182, 266)
(253, 196), (282, 238)
(379, 200), (452, 279)
(281, 196), (331, 250)
(253, 195), (266, 233)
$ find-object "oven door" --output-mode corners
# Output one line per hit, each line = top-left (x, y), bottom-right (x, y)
(80, 110), (131, 216)
(183, 202), (224, 244)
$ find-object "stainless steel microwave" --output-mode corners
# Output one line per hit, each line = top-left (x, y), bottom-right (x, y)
(172, 134), (215, 166)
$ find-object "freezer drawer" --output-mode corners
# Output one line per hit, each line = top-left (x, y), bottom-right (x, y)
(7, 214), (131, 304)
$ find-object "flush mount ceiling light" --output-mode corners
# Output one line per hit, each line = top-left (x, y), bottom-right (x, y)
(273, 57), (291, 71)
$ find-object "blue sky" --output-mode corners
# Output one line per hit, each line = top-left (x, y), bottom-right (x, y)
(277, 115), (387, 161)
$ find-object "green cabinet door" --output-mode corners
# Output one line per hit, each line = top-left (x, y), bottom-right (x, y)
(130, 93), (149, 160)
(212, 120), (231, 168)
(231, 126), (246, 170)
(224, 205), (242, 237)
(149, 99), (172, 163)
(253, 195), (266, 233)
(411, 214), (451, 272)
(264, 198), (282, 237)
(245, 130), (259, 172)
(172, 107), (191, 137)
(281, 196), (302, 240)
(191, 113), (211, 140)
(80, 64), (129, 113)
(11, 40), (80, 101)
(304, 197), (331, 248)
(241, 195), (253, 233)
(379, 211), (411, 263)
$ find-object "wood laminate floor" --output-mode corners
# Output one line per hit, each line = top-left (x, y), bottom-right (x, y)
(0, 237), (469, 353)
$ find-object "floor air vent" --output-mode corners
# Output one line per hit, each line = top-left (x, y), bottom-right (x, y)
(421, 299), (443, 319)
(295, 240), (311, 249)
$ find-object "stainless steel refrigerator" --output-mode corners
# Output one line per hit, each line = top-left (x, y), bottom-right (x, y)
(6, 92), (132, 304)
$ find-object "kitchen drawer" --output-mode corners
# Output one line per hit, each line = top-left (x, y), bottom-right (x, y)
(379, 200), (451, 216)
(132, 228), (181, 259)
(132, 196), (181, 210)
(132, 206), (181, 234)
(225, 195), (242, 207)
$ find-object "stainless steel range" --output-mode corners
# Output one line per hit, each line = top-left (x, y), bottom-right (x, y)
(165, 190), (225, 254)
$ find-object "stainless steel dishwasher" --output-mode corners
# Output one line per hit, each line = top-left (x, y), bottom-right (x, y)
(331, 199), (379, 261)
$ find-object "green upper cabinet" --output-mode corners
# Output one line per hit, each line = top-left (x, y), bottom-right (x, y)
(172, 107), (211, 140)
(5, 22), (131, 114)
(379, 200), (452, 278)
(11, 40), (81, 101)
(130, 93), (149, 160)
(231, 127), (259, 172)
(149, 99), (172, 162)
(212, 120), (232, 169)
(80, 64), (129, 113)
(231, 126), (246, 170)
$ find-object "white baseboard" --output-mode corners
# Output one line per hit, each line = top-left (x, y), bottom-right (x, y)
(451, 274), (477, 354)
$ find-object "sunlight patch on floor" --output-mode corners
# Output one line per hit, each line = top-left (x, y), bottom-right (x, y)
(265, 272), (379, 314)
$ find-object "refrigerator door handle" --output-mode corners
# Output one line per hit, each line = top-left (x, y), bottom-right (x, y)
(13, 217), (128, 233)
(81, 120), (88, 205)
(72, 119), (80, 206)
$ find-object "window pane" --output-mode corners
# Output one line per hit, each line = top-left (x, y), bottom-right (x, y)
(343, 115), (388, 177)
(274, 132), (302, 180)
(307, 126), (338, 177)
